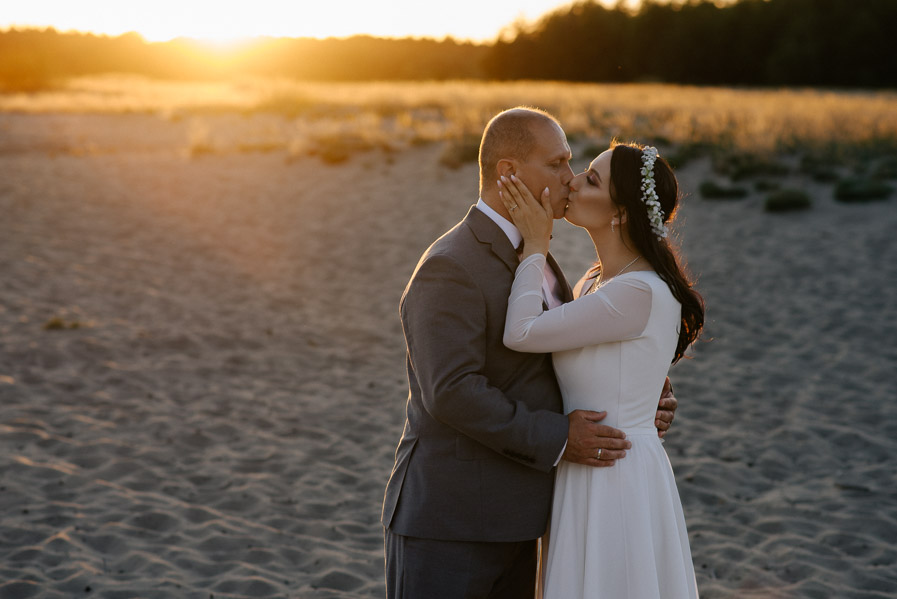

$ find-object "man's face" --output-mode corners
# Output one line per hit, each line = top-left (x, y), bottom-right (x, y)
(516, 121), (574, 219)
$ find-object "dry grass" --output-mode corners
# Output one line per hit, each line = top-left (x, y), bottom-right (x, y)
(3, 76), (897, 159)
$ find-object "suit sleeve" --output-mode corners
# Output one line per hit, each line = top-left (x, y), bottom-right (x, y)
(401, 253), (568, 472)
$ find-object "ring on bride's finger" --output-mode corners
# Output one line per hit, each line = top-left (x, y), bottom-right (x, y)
(596, 448), (603, 459)
(510, 204), (518, 211)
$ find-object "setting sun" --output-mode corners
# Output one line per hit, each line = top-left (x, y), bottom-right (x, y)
(0, 0), (631, 42)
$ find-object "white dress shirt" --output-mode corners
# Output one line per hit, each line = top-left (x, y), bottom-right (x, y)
(475, 199), (563, 309)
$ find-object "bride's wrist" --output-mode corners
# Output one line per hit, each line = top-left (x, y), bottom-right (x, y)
(530, 240), (550, 255)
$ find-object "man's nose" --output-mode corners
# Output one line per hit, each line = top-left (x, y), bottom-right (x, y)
(562, 164), (575, 185)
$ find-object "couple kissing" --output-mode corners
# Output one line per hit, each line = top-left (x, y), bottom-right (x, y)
(383, 106), (705, 599)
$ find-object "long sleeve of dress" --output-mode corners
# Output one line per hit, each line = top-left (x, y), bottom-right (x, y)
(504, 254), (653, 353)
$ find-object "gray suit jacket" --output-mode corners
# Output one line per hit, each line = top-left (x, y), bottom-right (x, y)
(382, 206), (572, 542)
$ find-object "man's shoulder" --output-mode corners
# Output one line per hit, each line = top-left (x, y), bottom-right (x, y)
(401, 224), (481, 312)
(403, 216), (493, 295)
(422, 215), (481, 261)
(405, 206), (509, 289)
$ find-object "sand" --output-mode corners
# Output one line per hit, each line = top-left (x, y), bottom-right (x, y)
(1, 112), (895, 598)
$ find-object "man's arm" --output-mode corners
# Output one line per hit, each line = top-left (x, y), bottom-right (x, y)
(402, 253), (568, 472)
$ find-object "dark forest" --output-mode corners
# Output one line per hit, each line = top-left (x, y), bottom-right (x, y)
(2, 0), (894, 91)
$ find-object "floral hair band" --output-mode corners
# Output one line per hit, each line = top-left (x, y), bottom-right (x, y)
(640, 146), (668, 240)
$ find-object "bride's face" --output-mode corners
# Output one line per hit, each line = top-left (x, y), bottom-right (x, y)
(565, 150), (617, 230)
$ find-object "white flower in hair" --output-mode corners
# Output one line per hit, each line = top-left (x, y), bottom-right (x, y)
(639, 146), (668, 240)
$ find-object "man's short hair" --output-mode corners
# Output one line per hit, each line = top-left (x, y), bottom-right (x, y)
(479, 107), (561, 193)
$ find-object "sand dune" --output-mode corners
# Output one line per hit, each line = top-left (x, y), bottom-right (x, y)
(1, 112), (895, 597)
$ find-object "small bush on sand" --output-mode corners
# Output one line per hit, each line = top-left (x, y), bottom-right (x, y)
(307, 134), (387, 164)
(43, 317), (82, 330)
(665, 142), (712, 169)
(834, 178), (893, 202)
(800, 154), (841, 182)
(872, 157), (897, 180)
(700, 180), (748, 199)
(313, 139), (351, 164)
(713, 152), (789, 181)
(764, 189), (812, 212)
(43, 317), (67, 330)
(439, 137), (480, 169)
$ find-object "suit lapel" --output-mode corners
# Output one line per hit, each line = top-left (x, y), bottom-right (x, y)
(546, 252), (573, 303)
(464, 206), (519, 274)
(465, 205), (574, 303)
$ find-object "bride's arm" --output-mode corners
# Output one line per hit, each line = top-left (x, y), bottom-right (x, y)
(504, 255), (653, 353)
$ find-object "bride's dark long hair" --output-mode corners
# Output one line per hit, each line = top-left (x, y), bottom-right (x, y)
(607, 141), (704, 363)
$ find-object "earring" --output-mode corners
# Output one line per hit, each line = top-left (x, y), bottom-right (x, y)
(611, 220), (615, 233)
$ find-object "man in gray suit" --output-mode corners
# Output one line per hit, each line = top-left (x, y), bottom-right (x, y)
(382, 107), (677, 598)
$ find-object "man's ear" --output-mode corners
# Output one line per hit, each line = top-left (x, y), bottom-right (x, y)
(497, 159), (517, 178)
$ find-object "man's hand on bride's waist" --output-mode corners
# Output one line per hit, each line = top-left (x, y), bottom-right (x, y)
(563, 409), (631, 468)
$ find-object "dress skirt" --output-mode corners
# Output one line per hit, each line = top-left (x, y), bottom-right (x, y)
(541, 428), (698, 599)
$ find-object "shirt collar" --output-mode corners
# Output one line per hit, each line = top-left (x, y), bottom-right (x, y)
(476, 198), (522, 249)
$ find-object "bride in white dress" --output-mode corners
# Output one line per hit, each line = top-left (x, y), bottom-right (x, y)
(497, 143), (705, 598)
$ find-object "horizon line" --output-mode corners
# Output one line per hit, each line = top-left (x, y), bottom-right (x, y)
(0, 24), (508, 46)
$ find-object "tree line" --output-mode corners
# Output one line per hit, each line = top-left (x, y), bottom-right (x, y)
(0, 30), (488, 90)
(1, 0), (894, 91)
(486, 0), (896, 87)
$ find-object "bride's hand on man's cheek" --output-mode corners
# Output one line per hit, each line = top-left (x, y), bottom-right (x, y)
(498, 175), (552, 252)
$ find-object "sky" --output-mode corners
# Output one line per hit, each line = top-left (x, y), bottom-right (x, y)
(0, 0), (635, 43)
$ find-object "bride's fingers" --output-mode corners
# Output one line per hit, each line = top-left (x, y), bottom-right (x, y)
(498, 176), (527, 208)
(538, 186), (552, 216)
(497, 188), (518, 220)
(500, 175), (527, 211)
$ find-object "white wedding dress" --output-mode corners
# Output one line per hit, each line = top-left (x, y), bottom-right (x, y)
(505, 254), (698, 599)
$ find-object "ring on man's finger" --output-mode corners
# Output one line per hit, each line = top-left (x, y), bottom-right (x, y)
(510, 204), (518, 211)
(596, 448), (603, 460)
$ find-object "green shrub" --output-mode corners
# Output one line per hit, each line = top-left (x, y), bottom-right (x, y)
(439, 137), (480, 169)
(800, 154), (840, 182)
(714, 152), (789, 181)
(316, 143), (350, 165)
(308, 135), (380, 164)
(665, 142), (712, 169)
(43, 317), (67, 330)
(834, 177), (893, 202)
(764, 189), (812, 212)
(755, 180), (781, 192)
(872, 157), (897, 180)
(812, 170), (841, 183)
(43, 317), (81, 330)
(700, 180), (748, 199)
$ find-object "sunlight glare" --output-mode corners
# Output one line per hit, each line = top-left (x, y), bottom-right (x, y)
(0, 0), (627, 43)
